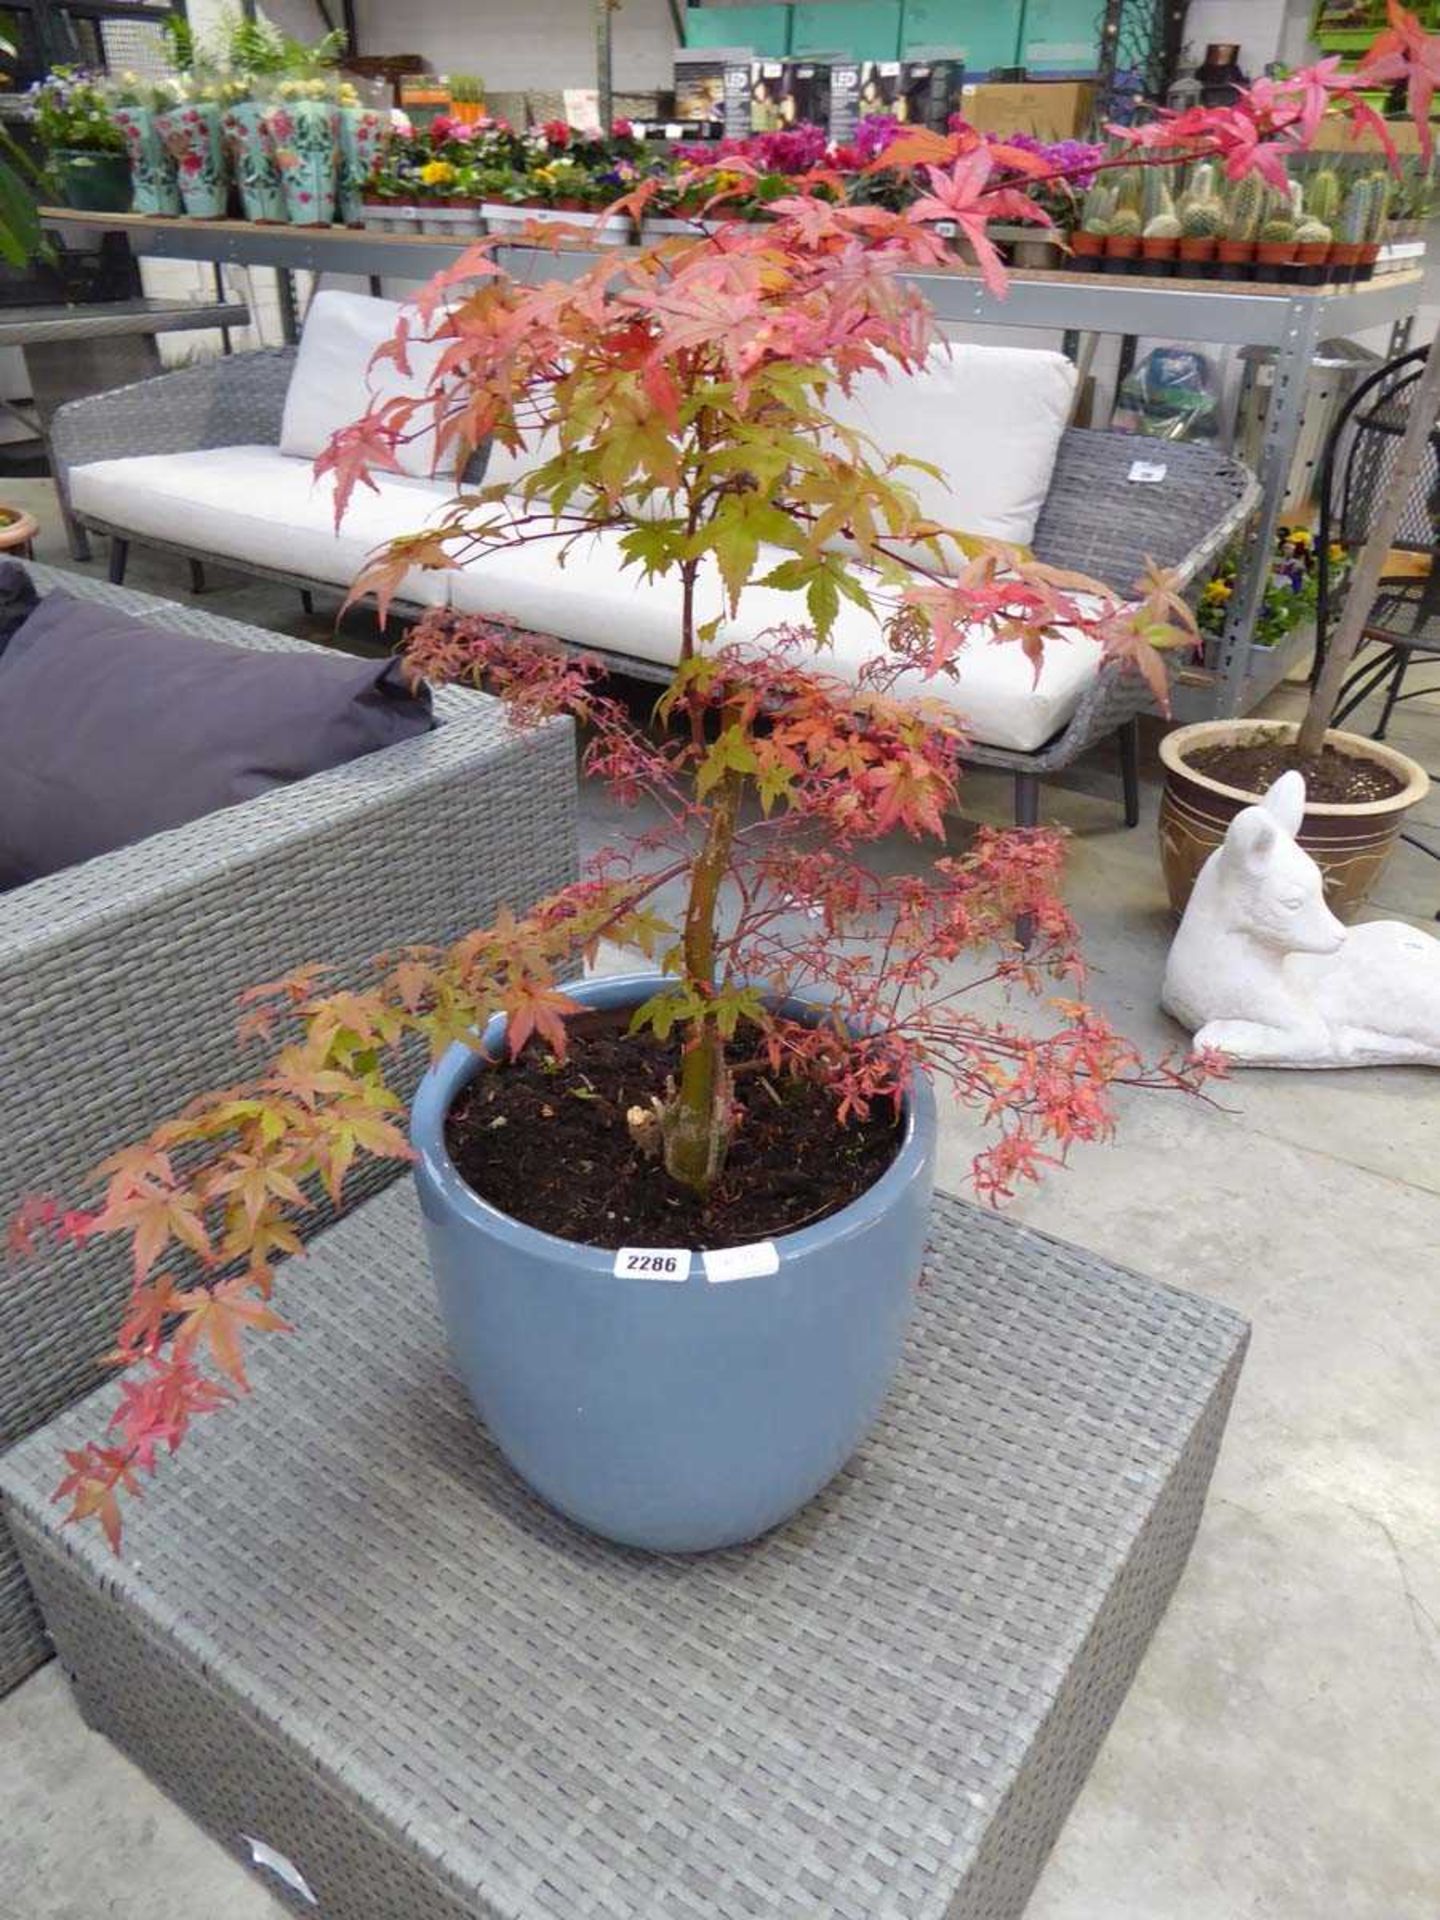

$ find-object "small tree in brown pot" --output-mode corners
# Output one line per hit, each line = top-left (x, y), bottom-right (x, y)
(1159, 334), (1439, 918)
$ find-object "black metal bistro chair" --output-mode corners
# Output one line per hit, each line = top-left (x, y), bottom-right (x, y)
(1313, 346), (1440, 730)
(1310, 346), (1439, 904)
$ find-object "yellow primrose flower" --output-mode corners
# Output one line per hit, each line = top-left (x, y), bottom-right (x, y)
(1327, 542), (1346, 563)
(1202, 579), (1232, 603)
(420, 159), (456, 187)
(1288, 528), (1313, 549)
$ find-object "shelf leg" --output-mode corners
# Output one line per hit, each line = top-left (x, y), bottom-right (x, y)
(1214, 295), (1323, 720)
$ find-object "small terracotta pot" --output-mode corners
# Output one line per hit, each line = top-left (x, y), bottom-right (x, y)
(1103, 232), (1141, 273)
(1255, 240), (1298, 277)
(1328, 239), (1364, 282)
(1158, 720), (1430, 920)
(1069, 229), (1105, 269)
(1140, 234), (1178, 273)
(1216, 237), (1255, 279)
(1177, 234), (1217, 277)
(1294, 239), (1331, 286)
(1357, 240), (1381, 281)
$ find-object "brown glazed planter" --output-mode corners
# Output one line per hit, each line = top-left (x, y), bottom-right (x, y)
(0, 507), (37, 558)
(1176, 234), (1217, 278)
(1216, 237), (1255, 279)
(1158, 720), (1430, 920)
(1140, 235), (1178, 273)
(1069, 229), (1105, 269)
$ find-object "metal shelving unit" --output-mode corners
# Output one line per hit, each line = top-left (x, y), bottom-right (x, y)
(39, 207), (1429, 720)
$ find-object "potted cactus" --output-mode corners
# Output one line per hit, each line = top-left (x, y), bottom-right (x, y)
(1103, 167), (1143, 270)
(1360, 167), (1392, 278)
(1255, 182), (1300, 278)
(1177, 163), (1223, 276)
(1331, 172), (1372, 281)
(1217, 170), (1262, 278)
(1140, 166), (1180, 271)
(1293, 172), (1335, 285)
(1070, 179), (1111, 267)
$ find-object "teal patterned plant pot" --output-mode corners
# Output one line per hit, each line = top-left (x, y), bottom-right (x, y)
(111, 107), (181, 217)
(155, 103), (228, 219)
(264, 99), (337, 226)
(222, 101), (287, 223)
(337, 104), (389, 227)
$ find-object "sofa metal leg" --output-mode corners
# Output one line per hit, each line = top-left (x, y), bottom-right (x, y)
(300, 588), (315, 616)
(188, 558), (207, 595)
(107, 538), (129, 586)
(1014, 771), (1040, 829)
(1118, 716), (1141, 828)
(1014, 771), (1040, 949)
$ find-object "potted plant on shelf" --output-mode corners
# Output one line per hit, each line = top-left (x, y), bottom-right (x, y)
(1069, 179), (1111, 268)
(1102, 168), (1144, 271)
(28, 66), (130, 212)
(1217, 171), (1261, 278)
(107, 70), (183, 217)
(1176, 162), (1224, 276)
(449, 73), (487, 126)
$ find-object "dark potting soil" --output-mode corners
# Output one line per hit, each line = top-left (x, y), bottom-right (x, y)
(444, 1011), (902, 1250)
(1187, 737), (1405, 807)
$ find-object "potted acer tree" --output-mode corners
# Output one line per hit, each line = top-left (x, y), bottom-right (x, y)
(29, 19), (1440, 1556)
(29, 186), (1208, 1558)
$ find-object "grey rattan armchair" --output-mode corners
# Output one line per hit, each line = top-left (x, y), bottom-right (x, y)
(52, 353), (1260, 825)
(0, 563), (578, 1696)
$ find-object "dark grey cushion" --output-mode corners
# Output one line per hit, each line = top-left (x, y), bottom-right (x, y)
(0, 580), (434, 888)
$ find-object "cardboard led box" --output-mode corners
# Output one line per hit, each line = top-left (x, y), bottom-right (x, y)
(961, 80), (1094, 140)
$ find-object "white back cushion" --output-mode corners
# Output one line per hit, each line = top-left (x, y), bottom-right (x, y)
(280, 290), (457, 483)
(824, 343), (1077, 558)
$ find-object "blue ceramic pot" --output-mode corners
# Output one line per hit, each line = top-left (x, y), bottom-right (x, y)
(411, 972), (936, 1553)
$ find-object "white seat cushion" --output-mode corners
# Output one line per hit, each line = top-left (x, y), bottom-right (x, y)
(70, 446), (454, 607)
(482, 344), (1075, 562)
(448, 527), (1104, 754)
(824, 343), (1077, 559)
(279, 289), (460, 484)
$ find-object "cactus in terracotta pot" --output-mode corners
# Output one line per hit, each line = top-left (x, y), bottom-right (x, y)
(1307, 166), (1341, 228)
(1070, 180), (1113, 266)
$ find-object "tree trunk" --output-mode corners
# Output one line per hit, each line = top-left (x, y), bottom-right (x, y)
(1298, 335), (1440, 761)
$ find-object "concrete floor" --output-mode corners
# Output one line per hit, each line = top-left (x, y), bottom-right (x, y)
(2, 481), (1438, 1920)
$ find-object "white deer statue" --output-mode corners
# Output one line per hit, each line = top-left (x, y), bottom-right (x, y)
(1162, 769), (1440, 1069)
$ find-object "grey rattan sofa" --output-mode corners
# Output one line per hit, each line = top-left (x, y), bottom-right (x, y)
(0, 563), (578, 1696)
(51, 348), (1259, 827)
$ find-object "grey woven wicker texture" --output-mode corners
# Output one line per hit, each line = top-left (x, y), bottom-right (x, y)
(2, 1184), (1247, 1920)
(0, 564), (579, 1696)
(48, 349), (296, 513)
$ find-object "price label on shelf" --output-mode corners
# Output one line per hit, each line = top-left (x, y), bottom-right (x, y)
(612, 1247), (692, 1281)
(1127, 460), (1168, 484)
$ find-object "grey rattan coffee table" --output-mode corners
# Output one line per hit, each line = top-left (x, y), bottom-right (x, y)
(0, 1183), (1247, 1920)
